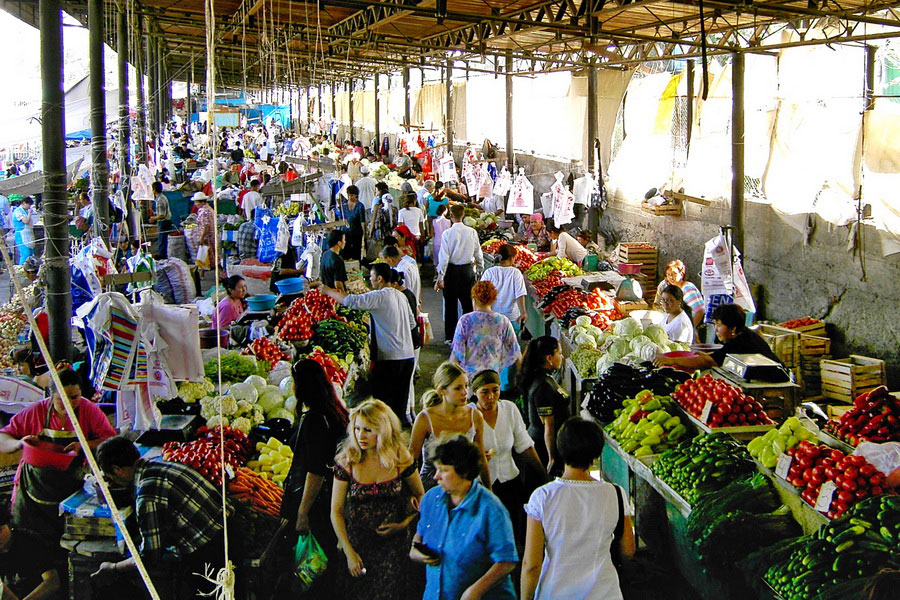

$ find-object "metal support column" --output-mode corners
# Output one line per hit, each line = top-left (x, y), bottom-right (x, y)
(505, 52), (514, 171)
(88, 0), (109, 240)
(348, 80), (354, 142)
(318, 84), (323, 121)
(186, 61), (192, 119)
(40, 0), (71, 361)
(586, 60), (598, 174)
(374, 74), (381, 150)
(445, 60), (453, 159)
(403, 67), (411, 129)
(117, 7), (133, 235)
(133, 13), (147, 165)
(865, 45), (877, 111)
(731, 51), (745, 253)
(148, 32), (158, 150)
(686, 60), (695, 151)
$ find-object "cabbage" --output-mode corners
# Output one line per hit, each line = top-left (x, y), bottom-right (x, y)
(608, 339), (630, 360)
(644, 324), (670, 346)
(463, 217), (477, 227)
(575, 315), (592, 327)
(284, 395), (297, 413)
(262, 385), (281, 398)
(279, 377), (294, 398)
(613, 318), (642, 339)
(257, 391), (284, 414)
(244, 375), (267, 393)
(596, 355), (614, 375)
(236, 400), (254, 416)
(268, 408), (295, 423)
(629, 335), (652, 352)
(267, 361), (292, 385)
(228, 382), (258, 403)
(638, 342), (661, 362)
(575, 334), (597, 349)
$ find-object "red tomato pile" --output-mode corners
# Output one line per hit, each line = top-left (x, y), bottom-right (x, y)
(785, 441), (888, 518)
(824, 386), (900, 445)
(243, 337), (290, 363)
(162, 426), (252, 482)
(673, 375), (775, 427)
(780, 317), (821, 329)
(546, 289), (588, 318)
(277, 290), (339, 341)
(531, 272), (564, 298)
(305, 347), (348, 387)
(481, 240), (505, 254)
(583, 289), (615, 311)
(514, 247), (539, 271)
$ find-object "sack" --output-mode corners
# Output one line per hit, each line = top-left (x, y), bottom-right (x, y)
(195, 244), (210, 269)
(292, 532), (328, 591)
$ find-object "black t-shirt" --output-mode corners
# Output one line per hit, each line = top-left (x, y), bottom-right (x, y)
(320, 249), (347, 288)
(230, 148), (244, 164)
(711, 328), (781, 366)
(0, 528), (61, 596)
(526, 372), (570, 442)
(269, 245), (299, 293)
(281, 411), (342, 520)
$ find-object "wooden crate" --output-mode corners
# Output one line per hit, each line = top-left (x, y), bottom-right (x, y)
(779, 319), (827, 337)
(641, 201), (682, 216)
(801, 354), (831, 396)
(616, 243), (658, 264)
(753, 324), (801, 368)
(821, 355), (887, 402)
(800, 334), (831, 356)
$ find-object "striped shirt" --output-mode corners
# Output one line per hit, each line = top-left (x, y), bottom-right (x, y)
(133, 459), (231, 559)
(656, 280), (705, 313)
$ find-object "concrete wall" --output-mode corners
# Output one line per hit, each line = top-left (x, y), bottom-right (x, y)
(477, 147), (900, 389)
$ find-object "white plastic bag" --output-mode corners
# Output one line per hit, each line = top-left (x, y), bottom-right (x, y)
(854, 442), (900, 488)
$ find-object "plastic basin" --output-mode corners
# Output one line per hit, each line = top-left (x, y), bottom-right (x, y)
(22, 440), (77, 470)
(275, 277), (306, 295)
(246, 294), (277, 311)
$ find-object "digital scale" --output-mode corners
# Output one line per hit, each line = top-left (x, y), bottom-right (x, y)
(135, 415), (200, 446)
(235, 309), (274, 326)
(719, 353), (791, 383)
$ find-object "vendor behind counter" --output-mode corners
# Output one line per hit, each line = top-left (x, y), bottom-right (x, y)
(653, 303), (779, 370)
(0, 500), (63, 600)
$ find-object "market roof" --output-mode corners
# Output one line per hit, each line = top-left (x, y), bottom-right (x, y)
(4, 0), (900, 87)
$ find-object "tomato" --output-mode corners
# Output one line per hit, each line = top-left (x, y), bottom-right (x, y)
(824, 467), (836, 480)
(871, 486), (884, 495)
(870, 473), (886, 487)
(841, 479), (857, 492)
(821, 458), (835, 468)
(802, 468), (814, 481)
(854, 489), (868, 500)
(797, 455), (814, 469)
(848, 455), (866, 467)
(837, 490), (854, 504)
(830, 449), (845, 461)
(844, 466), (859, 479)
(804, 445), (821, 458)
(859, 464), (876, 477)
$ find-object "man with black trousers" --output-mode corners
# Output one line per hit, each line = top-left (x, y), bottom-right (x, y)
(318, 263), (416, 425)
(435, 203), (484, 344)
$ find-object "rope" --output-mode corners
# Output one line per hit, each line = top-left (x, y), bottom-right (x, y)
(0, 229), (162, 600)
(204, 0), (235, 594)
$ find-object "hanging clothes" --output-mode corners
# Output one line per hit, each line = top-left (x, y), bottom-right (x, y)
(550, 172), (576, 226)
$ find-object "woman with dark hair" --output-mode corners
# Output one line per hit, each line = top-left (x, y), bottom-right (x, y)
(658, 284), (695, 343)
(654, 302), (779, 370)
(211, 275), (247, 329)
(655, 259), (705, 327)
(481, 244), (528, 329)
(519, 336), (568, 476)
(282, 359), (350, 595)
(411, 435), (518, 600)
(521, 417), (635, 600)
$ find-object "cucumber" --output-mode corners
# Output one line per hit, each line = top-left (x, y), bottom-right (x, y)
(835, 540), (856, 553)
(832, 525), (865, 545)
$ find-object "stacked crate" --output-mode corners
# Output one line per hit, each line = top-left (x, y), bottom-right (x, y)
(616, 243), (658, 304)
(754, 324), (801, 370)
(779, 319), (830, 397)
(820, 355), (887, 403)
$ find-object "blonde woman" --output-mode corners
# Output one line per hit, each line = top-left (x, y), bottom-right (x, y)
(331, 399), (425, 599)
(409, 362), (492, 491)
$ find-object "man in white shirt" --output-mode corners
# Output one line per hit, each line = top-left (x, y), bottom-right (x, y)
(382, 245), (420, 312)
(397, 196), (425, 239)
(435, 203), (484, 343)
(319, 263), (416, 425)
(355, 166), (377, 214)
(546, 223), (588, 266)
(241, 180), (263, 221)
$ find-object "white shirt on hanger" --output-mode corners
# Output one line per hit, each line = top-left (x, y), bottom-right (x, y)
(572, 174), (594, 206)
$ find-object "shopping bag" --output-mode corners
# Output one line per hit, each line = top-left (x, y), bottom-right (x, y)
(195, 244), (210, 269)
(293, 532), (328, 591)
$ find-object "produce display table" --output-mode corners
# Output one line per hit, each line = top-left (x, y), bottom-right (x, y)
(523, 287), (552, 339)
(710, 368), (801, 421)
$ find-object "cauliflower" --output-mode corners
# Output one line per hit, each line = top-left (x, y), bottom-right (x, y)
(178, 378), (216, 403)
(205, 415), (230, 429)
(251, 409), (266, 426)
(199, 395), (239, 420)
(230, 417), (253, 435)
(236, 400), (254, 416)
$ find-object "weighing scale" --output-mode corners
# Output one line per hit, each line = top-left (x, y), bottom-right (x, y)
(718, 353), (792, 383)
(135, 415), (200, 445)
(615, 263), (644, 302)
(235, 309), (274, 326)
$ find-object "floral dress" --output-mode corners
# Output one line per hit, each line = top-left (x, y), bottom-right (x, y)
(451, 311), (521, 379)
(333, 462), (416, 599)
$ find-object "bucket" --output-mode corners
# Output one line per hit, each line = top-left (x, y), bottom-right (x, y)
(582, 254), (599, 271)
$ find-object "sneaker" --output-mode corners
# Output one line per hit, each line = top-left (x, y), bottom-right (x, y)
(443, 340), (452, 346)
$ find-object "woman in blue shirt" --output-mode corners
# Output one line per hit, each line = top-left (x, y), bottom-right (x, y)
(411, 435), (517, 600)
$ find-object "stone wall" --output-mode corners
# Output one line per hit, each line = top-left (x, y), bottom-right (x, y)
(473, 148), (900, 389)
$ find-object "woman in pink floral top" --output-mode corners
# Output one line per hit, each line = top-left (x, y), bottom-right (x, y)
(193, 192), (218, 267)
(451, 281), (522, 379)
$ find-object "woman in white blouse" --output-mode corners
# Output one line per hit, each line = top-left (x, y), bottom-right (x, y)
(521, 417), (636, 600)
(469, 369), (547, 541)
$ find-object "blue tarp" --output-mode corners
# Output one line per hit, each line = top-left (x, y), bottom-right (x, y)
(66, 129), (91, 141)
(260, 104), (291, 128)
